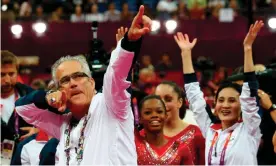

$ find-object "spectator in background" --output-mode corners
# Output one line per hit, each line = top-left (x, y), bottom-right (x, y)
(188, 0), (206, 19)
(155, 53), (173, 72)
(49, 6), (64, 23)
(177, 1), (190, 20)
(121, 3), (133, 21)
(208, 66), (228, 92)
(156, 0), (178, 20)
(30, 79), (46, 90)
(141, 55), (154, 71)
(228, 0), (240, 17)
(84, 0), (97, 12)
(104, 2), (120, 22)
(138, 68), (158, 94)
(85, 4), (104, 23)
(211, 3), (223, 19)
(19, 0), (32, 19)
(32, 5), (47, 21)
(70, 5), (85, 22)
(1, 51), (37, 161)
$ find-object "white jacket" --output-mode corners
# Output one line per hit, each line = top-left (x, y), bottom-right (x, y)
(185, 81), (261, 165)
(16, 39), (137, 165)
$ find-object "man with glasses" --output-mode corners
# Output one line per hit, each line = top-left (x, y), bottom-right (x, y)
(1, 51), (37, 162)
(15, 5), (152, 165)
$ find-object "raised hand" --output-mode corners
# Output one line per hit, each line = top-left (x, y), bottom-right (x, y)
(174, 32), (197, 52)
(45, 90), (67, 112)
(116, 27), (128, 43)
(128, 5), (152, 41)
(243, 20), (264, 49)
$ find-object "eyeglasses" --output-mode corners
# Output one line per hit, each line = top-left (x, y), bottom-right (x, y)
(58, 72), (89, 87)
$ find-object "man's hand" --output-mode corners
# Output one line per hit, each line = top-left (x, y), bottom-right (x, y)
(243, 20), (264, 50)
(116, 27), (128, 43)
(258, 89), (272, 110)
(19, 127), (39, 141)
(45, 90), (67, 112)
(128, 5), (152, 41)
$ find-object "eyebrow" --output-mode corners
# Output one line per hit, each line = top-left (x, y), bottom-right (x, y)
(143, 106), (164, 110)
(60, 72), (79, 80)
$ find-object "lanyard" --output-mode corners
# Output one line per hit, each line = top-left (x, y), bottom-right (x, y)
(208, 131), (233, 165)
(65, 114), (90, 165)
(14, 92), (20, 140)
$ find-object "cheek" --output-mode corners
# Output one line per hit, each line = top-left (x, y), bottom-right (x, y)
(161, 114), (167, 121)
(231, 103), (241, 114)
(215, 103), (222, 111)
(164, 102), (174, 110)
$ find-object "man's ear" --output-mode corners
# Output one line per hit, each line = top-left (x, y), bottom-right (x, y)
(89, 77), (95, 89)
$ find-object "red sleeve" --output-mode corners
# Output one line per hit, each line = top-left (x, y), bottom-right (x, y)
(179, 145), (194, 165)
(194, 126), (206, 165)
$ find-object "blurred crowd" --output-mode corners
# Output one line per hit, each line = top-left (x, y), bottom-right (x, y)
(1, 0), (276, 22)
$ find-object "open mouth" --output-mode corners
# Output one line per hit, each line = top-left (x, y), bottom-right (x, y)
(221, 110), (231, 116)
(149, 120), (161, 126)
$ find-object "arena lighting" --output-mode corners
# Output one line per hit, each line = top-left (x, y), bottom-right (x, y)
(268, 17), (276, 30)
(165, 20), (177, 34)
(2, 4), (8, 11)
(151, 20), (161, 32)
(11, 24), (23, 38)
(32, 22), (47, 35)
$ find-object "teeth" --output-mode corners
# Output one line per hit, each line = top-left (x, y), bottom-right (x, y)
(150, 121), (160, 125)
(222, 110), (231, 113)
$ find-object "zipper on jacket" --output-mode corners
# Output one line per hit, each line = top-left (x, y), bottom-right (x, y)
(214, 134), (220, 157)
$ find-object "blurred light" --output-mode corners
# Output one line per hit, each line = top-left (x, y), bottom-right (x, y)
(151, 20), (161, 32)
(165, 20), (177, 34)
(32, 22), (47, 35)
(268, 18), (276, 29)
(92, 64), (103, 69)
(11, 24), (23, 38)
(2, 5), (8, 11)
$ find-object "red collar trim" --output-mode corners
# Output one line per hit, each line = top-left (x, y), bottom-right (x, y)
(210, 119), (243, 130)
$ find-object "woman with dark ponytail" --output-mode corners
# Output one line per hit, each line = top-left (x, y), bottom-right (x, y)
(154, 80), (205, 165)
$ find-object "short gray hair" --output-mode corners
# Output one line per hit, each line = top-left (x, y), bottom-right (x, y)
(51, 55), (92, 86)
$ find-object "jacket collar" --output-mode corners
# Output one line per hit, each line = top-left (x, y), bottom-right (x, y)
(210, 119), (243, 132)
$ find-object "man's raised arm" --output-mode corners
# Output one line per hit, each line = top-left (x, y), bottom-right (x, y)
(103, 5), (151, 120)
